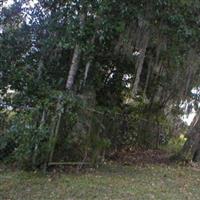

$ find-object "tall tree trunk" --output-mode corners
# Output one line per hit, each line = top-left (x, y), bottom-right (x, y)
(47, 11), (85, 165)
(82, 36), (95, 87)
(143, 58), (152, 98)
(178, 111), (200, 162)
(66, 10), (86, 90)
(132, 27), (149, 96)
(66, 44), (81, 90)
(184, 65), (193, 97)
(181, 50), (199, 99)
(83, 60), (91, 86)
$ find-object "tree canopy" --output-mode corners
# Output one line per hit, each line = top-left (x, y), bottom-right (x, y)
(0, 0), (200, 169)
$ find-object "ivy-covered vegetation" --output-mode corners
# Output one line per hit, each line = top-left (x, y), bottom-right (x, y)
(0, 0), (200, 169)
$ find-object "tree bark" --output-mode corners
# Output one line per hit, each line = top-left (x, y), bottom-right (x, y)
(83, 60), (91, 86)
(65, 44), (81, 90)
(82, 36), (95, 87)
(178, 110), (200, 162)
(143, 58), (152, 98)
(132, 28), (149, 96)
(65, 11), (85, 90)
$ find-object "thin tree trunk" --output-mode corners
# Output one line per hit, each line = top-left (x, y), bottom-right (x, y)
(37, 60), (43, 81)
(82, 36), (95, 87)
(184, 65), (193, 97)
(49, 109), (62, 163)
(32, 110), (46, 167)
(83, 61), (91, 86)
(143, 58), (152, 98)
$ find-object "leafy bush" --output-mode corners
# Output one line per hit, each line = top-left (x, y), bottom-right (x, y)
(1, 109), (50, 169)
(167, 134), (187, 154)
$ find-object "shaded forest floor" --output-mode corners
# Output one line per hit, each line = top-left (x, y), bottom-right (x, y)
(109, 148), (170, 166)
(1, 148), (200, 200)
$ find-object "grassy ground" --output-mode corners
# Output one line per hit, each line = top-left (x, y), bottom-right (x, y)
(1, 163), (200, 200)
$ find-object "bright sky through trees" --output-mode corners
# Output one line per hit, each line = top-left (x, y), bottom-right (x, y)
(2, 0), (37, 8)
(182, 111), (196, 125)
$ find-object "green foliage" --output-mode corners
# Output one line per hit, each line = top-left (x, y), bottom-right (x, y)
(164, 135), (187, 154)
(5, 110), (50, 169)
(0, 0), (199, 169)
